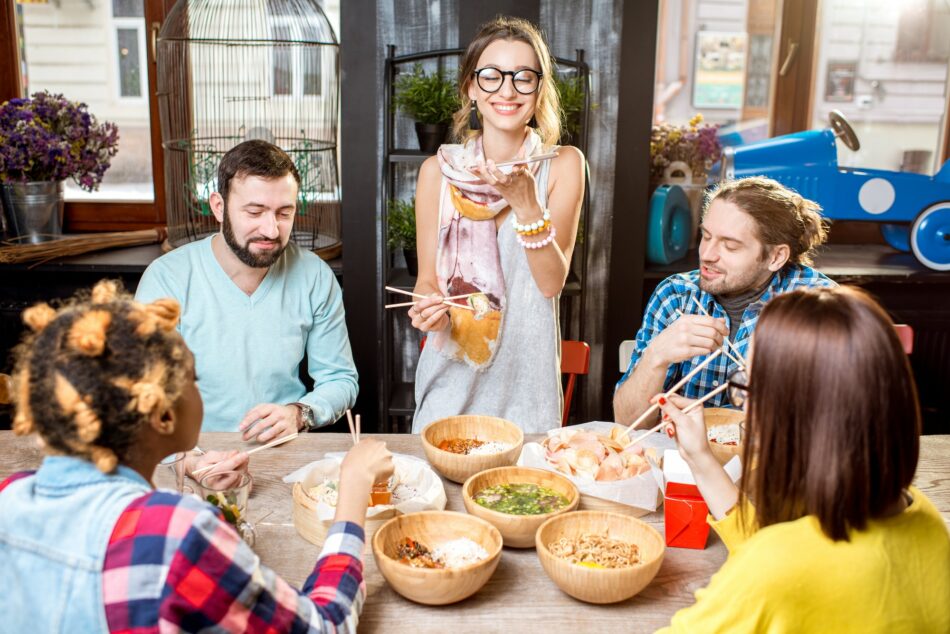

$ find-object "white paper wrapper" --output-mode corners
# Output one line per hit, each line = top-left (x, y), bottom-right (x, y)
(518, 421), (676, 513)
(284, 453), (447, 521)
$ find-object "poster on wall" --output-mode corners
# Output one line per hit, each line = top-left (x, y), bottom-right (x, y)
(825, 61), (856, 102)
(692, 32), (747, 110)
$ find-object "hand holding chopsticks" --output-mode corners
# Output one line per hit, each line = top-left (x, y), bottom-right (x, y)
(626, 382), (730, 447)
(384, 286), (475, 311)
(191, 432), (298, 478)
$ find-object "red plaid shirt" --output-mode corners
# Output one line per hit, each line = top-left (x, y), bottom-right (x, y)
(2, 473), (366, 633)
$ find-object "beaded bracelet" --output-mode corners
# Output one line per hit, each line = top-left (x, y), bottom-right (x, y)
(511, 209), (551, 235)
(517, 225), (557, 250)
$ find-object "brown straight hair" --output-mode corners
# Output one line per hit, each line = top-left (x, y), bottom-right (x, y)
(451, 16), (561, 146)
(740, 286), (920, 541)
(705, 176), (828, 265)
(217, 139), (301, 207)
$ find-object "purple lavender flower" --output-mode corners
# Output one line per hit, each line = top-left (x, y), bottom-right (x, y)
(0, 91), (120, 191)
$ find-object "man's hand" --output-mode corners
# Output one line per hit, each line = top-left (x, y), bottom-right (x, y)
(185, 449), (249, 483)
(646, 314), (727, 368)
(239, 403), (301, 442)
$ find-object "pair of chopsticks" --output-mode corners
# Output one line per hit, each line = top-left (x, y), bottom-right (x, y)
(466, 151), (559, 171)
(384, 286), (475, 311)
(191, 432), (299, 477)
(346, 409), (361, 446)
(688, 297), (749, 369)
(674, 309), (746, 370)
(626, 382), (730, 447)
(620, 348), (723, 442)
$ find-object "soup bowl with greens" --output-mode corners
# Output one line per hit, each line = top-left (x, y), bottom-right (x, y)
(462, 466), (579, 548)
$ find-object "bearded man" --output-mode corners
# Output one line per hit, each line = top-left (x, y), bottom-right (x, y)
(136, 140), (357, 440)
(613, 176), (835, 425)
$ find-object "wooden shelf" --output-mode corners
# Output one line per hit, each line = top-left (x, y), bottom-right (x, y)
(644, 244), (950, 284)
(389, 151), (433, 163)
(386, 267), (583, 296)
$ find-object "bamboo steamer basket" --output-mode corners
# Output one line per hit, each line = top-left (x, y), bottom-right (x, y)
(536, 510), (665, 604)
(372, 510), (503, 605)
(292, 481), (397, 548)
(421, 415), (524, 484)
(462, 466), (579, 548)
(704, 407), (745, 465)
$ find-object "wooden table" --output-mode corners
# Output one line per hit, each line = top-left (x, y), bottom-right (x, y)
(2, 432), (948, 633)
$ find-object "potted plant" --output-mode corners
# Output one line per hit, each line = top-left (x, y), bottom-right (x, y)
(387, 197), (418, 275)
(393, 64), (460, 153)
(555, 75), (587, 147)
(0, 91), (119, 243)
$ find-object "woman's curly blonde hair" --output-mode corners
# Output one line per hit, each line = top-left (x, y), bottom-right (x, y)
(10, 280), (188, 473)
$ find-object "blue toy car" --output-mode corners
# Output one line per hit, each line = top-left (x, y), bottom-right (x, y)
(718, 110), (950, 271)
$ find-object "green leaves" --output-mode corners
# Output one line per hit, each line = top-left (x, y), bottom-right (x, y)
(393, 64), (460, 125)
(387, 197), (417, 250)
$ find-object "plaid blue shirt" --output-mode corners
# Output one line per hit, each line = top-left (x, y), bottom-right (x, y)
(618, 265), (835, 405)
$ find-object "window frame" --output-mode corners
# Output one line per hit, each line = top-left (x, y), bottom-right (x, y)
(269, 15), (324, 99)
(0, 0), (173, 232)
(112, 18), (148, 103)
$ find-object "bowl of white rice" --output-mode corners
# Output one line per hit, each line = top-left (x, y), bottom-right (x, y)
(421, 415), (524, 484)
(372, 510), (503, 605)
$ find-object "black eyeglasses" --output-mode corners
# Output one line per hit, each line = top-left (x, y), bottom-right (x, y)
(473, 67), (543, 95)
(727, 368), (751, 408)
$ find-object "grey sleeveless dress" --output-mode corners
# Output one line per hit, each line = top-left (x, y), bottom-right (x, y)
(412, 159), (563, 434)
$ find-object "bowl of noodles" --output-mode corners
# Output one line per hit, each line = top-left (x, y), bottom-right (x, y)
(535, 510), (665, 603)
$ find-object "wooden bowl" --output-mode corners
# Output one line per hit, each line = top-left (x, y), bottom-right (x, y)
(536, 510), (665, 604)
(705, 407), (745, 465)
(372, 510), (503, 605)
(421, 415), (524, 484)
(292, 481), (397, 548)
(462, 466), (579, 548)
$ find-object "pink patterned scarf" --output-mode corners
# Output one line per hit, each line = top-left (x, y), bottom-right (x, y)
(430, 131), (545, 369)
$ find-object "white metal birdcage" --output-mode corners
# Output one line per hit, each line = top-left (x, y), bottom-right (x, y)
(157, 0), (340, 256)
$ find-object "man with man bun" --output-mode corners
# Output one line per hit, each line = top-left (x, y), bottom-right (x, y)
(614, 176), (836, 425)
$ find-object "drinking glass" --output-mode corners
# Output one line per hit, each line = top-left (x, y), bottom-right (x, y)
(199, 470), (256, 547)
(157, 451), (194, 495)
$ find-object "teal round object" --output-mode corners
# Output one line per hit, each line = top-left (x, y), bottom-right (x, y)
(647, 185), (692, 265)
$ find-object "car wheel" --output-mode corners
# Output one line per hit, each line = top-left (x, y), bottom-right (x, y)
(910, 202), (950, 271)
(647, 185), (691, 265)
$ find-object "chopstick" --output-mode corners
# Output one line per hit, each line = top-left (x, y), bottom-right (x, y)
(492, 151), (559, 168)
(385, 300), (474, 311)
(191, 433), (299, 477)
(346, 409), (358, 446)
(690, 297), (748, 369)
(384, 287), (476, 311)
(620, 349), (722, 437)
(675, 309), (747, 370)
(385, 286), (475, 302)
(627, 382), (731, 447)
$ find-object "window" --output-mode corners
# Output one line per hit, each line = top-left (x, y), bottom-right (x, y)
(4, 0), (166, 228)
(270, 18), (323, 97)
(113, 0), (146, 100)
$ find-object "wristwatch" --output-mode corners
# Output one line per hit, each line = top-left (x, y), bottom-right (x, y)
(293, 403), (316, 432)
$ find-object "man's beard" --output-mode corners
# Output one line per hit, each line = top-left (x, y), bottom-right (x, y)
(699, 262), (767, 297)
(222, 207), (287, 268)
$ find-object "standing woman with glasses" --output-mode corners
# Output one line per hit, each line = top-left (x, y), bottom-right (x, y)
(654, 286), (950, 633)
(408, 16), (585, 433)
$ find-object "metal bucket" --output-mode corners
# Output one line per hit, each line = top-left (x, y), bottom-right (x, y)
(0, 181), (65, 243)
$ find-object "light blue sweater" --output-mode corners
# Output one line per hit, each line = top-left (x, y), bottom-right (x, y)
(135, 236), (358, 431)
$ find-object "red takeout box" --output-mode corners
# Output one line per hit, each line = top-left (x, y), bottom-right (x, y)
(664, 481), (710, 549)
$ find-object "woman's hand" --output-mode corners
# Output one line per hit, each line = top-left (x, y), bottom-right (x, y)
(470, 160), (543, 222)
(408, 294), (450, 333)
(654, 393), (714, 466)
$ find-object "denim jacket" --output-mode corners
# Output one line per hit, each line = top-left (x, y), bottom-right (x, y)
(0, 456), (151, 633)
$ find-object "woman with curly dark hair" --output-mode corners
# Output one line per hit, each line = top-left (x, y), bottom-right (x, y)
(0, 280), (392, 633)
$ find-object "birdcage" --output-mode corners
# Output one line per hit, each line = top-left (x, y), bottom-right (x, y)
(157, 0), (340, 257)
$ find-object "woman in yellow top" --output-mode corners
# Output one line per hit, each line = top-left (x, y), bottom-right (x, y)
(655, 286), (949, 633)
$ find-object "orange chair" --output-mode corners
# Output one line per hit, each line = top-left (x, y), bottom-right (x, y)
(561, 340), (590, 427)
(894, 324), (914, 354)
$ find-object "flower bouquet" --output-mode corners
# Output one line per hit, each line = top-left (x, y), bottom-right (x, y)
(649, 114), (722, 190)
